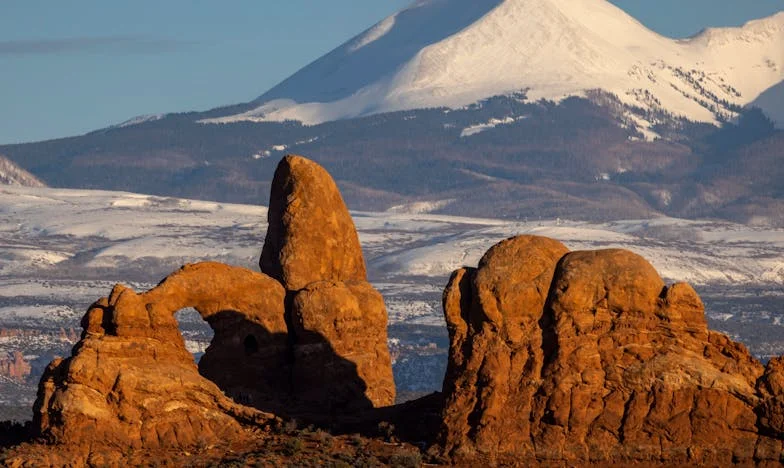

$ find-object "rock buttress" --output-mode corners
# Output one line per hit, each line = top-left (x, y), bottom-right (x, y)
(260, 155), (395, 409)
(438, 238), (784, 465)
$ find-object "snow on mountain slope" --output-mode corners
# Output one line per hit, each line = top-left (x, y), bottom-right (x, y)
(752, 80), (784, 127)
(0, 155), (45, 187)
(113, 113), (165, 128)
(202, 0), (784, 129)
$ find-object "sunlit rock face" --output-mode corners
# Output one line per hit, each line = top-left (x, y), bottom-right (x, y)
(261, 155), (395, 409)
(34, 263), (283, 455)
(260, 154), (367, 291)
(438, 236), (784, 465)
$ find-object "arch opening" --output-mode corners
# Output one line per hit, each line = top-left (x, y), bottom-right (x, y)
(174, 307), (214, 363)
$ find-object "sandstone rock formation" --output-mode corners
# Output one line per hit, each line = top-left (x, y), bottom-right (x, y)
(260, 154), (367, 291)
(440, 235), (570, 458)
(0, 351), (31, 381)
(291, 280), (396, 410)
(27, 155), (396, 462)
(438, 237), (784, 465)
(33, 262), (282, 454)
(261, 155), (395, 409)
(12, 155), (784, 465)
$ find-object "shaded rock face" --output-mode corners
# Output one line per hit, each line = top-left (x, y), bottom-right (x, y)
(291, 280), (396, 410)
(758, 357), (784, 438)
(439, 238), (784, 465)
(261, 155), (395, 409)
(151, 262), (290, 406)
(260, 154), (367, 291)
(33, 262), (282, 452)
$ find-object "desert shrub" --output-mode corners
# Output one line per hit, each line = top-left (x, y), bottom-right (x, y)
(283, 418), (298, 433)
(349, 433), (365, 448)
(354, 454), (383, 467)
(389, 449), (422, 468)
(377, 421), (396, 442)
(315, 429), (333, 448)
(284, 436), (304, 456)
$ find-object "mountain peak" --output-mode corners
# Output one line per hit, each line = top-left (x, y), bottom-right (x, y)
(201, 0), (784, 130)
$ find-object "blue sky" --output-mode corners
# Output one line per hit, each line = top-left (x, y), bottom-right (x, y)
(1, 0), (782, 144)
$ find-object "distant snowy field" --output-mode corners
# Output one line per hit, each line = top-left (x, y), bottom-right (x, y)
(1, 185), (783, 325)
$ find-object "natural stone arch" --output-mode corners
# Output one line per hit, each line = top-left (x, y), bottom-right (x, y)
(34, 262), (287, 454)
(137, 262), (290, 407)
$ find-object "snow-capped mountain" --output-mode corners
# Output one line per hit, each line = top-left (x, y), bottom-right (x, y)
(202, 0), (784, 130)
(752, 81), (784, 127)
(0, 155), (45, 187)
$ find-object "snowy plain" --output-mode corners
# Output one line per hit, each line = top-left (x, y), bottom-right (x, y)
(1, 185), (782, 326)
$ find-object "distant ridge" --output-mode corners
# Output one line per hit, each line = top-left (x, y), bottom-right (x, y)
(0, 154), (45, 187)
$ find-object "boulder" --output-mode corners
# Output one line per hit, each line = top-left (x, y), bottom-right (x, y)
(32, 262), (284, 455)
(260, 155), (367, 291)
(438, 240), (783, 465)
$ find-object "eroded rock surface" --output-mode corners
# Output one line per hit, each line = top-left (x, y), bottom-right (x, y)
(440, 235), (570, 458)
(260, 154), (367, 291)
(0, 351), (31, 382)
(291, 280), (395, 410)
(32, 262), (283, 456)
(260, 155), (395, 409)
(438, 237), (784, 465)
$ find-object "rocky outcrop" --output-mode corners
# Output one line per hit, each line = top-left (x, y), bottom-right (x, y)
(11, 155), (784, 465)
(438, 237), (784, 465)
(291, 280), (396, 410)
(261, 155), (395, 409)
(33, 262), (282, 454)
(146, 262), (290, 407)
(0, 351), (31, 381)
(260, 154), (367, 291)
(27, 155), (396, 461)
(439, 235), (570, 458)
(758, 357), (784, 438)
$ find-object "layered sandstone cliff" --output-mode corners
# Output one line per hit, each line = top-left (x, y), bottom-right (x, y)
(0, 351), (31, 382)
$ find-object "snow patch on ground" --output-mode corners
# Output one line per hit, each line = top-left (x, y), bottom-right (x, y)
(350, 15), (397, 52)
(114, 114), (165, 128)
(460, 116), (526, 137)
(386, 199), (456, 214)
